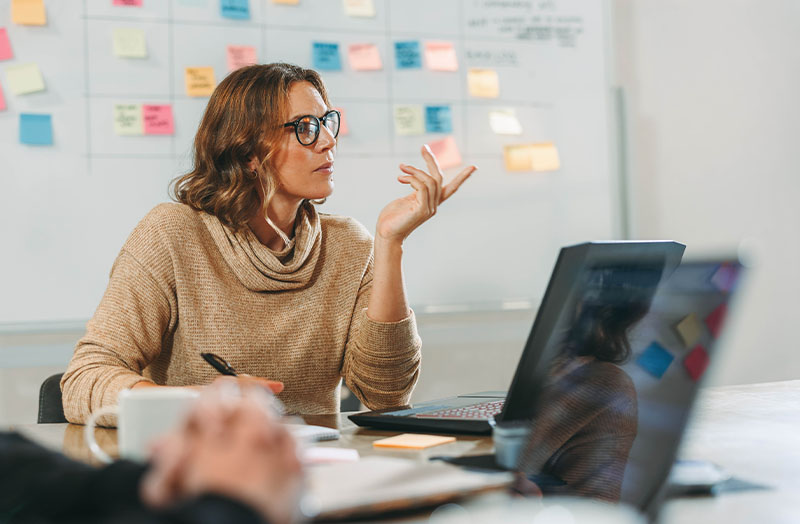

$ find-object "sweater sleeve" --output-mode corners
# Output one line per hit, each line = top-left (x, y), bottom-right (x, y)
(341, 256), (422, 411)
(61, 249), (175, 425)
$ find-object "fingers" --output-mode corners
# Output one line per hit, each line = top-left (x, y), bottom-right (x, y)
(420, 144), (444, 201)
(441, 165), (476, 202)
(397, 168), (433, 213)
(399, 163), (437, 212)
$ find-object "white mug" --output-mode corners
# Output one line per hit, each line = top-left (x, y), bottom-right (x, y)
(84, 387), (200, 463)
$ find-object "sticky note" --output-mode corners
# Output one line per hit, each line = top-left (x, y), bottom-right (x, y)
(0, 28), (14, 61)
(710, 263), (738, 292)
(11, 0), (46, 26)
(393, 105), (424, 136)
(5, 63), (45, 95)
(424, 41), (458, 72)
(19, 113), (52, 145)
(425, 105), (452, 134)
(468, 68), (499, 98)
(503, 143), (559, 172)
(312, 42), (341, 71)
(675, 313), (703, 348)
(684, 345), (709, 382)
(335, 106), (349, 136)
(348, 43), (382, 71)
(185, 67), (216, 97)
(113, 104), (144, 135)
(113, 28), (147, 58)
(226, 45), (257, 72)
(427, 136), (462, 170)
(394, 41), (421, 69)
(271, 0), (299, 4)
(113, 0), (143, 5)
(0, 82), (6, 111)
(373, 433), (456, 450)
(489, 109), (522, 135)
(143, 104), (174, 135)
(342, 0), (375, 18)
(221, 0), (250, 20)
(705, 303), (727, 339)
(636, 342), (673, 379)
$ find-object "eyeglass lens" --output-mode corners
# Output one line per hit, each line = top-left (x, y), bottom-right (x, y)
(296, 111), (340, 145)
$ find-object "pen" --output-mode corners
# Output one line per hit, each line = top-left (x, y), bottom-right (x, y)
(201, 352), (238, 376)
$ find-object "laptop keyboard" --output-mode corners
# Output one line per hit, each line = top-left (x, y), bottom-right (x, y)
(416, 399), (505, 420)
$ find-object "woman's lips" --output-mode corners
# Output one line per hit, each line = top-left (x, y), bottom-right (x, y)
(314, 162), (333, 174)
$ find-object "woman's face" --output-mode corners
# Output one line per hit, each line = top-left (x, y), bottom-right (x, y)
(270, 81), (337, 205)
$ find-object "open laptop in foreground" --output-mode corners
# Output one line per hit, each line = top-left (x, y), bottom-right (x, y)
(349, 241), (686, 435)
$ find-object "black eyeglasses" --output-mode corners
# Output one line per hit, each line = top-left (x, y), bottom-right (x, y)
(282, 109), (340, 146)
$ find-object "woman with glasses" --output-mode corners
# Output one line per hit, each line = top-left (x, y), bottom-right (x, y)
(61, 63), (475, 424)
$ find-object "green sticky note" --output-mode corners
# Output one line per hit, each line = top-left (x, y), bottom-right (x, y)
(6, 62), (45, 95)
(393, 104), (424, 136)
(113, 104), (144, 135)
(113, 28), (147, 58)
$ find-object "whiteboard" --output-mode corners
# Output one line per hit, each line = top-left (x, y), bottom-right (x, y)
(0, 0), (617, 325)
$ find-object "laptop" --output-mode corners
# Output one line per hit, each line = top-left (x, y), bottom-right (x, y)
(348, 241), (686, 435)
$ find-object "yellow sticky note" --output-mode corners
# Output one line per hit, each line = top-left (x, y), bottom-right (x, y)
(393, 105), (424, 136)
(271, 0), (299, 4)
(348, 43), (382, 71)
(373, 433), (456, 450)
(675, 313), (703, 348)
(343, 0), (375, 18)
(424, 41), (458, 72)
(489, 109), (522, 135)
(5, 63), (45, 95)
(113, 103), (144, 135)
(113, 28), (147, 58)
(427, 136), (462, 170)
(504, 142), (560, 172)
(468, 68), (499, 98)
(185, 66), (216, 97)
(11, 0), (46, 26)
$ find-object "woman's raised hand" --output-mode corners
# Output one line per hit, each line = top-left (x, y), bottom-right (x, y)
(376, 144), (475, 243)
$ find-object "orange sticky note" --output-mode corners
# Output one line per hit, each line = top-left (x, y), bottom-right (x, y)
(504, 143), (560, 172)
(348, 43), (382, 71)
(11, 0), (46, 26)
(143, 104), (174, 135)
(226, 45), (257, 72)
(185, 66), (216, 97)
(427, 136), (462, 170)
(0, 28), (14, 61)
(373, 433), (456, 449)
(468, 68), (499, 98)
(271, 0), (299, 4)
(424, 41), (458, 72)
(334, 106), (349, 136)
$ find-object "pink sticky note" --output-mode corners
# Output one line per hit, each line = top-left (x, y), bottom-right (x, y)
(335, 106), (348, 136)
(113, 0), (143, 6)
(427, 136), (462, 170)
(348, 43), (382, 71)
(226, 45), (257, 72)
(704, 302), (727, 339)
(0, 28), (13, 61)
(0, 81), (6, 111)
(424, 41), (458, 72)
(684, 345), (709, 382)
(143, 104), (174, 135)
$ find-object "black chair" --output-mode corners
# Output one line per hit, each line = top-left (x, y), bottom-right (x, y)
(38, 373), (67, 424)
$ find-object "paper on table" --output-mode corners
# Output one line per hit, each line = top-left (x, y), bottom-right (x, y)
(373, 433), (456, 449)
(675, 313), (703, 348)
(394, 41), (421, 69)
(185, 67), (216, 97)
(19, 113), (52, 145)
(342, 0), (375, 18)
(113, 104), (144, 135)
(11, 0), (46, 26)
(142, 104), (174, 135)
(426, 136), (462, 170)
(303, 447), (359, 465)
(221, 0), (250, 20)
(5, 63), (45, 95)
(468, 68), (499, 98)
(424, 41), (458, 71)
(683, 345), (709, 382)
(0, 28), (14, 61)
(393, 105), (424, 136)
(348, 43), (382, 71)
(285, 423), (340, 442)
(489, 109), (522, 135)
(226, 44), (257, 72)
(312, 42), (342, 71)
(113, 28), (147, 58)
(335, 106), (349, 136)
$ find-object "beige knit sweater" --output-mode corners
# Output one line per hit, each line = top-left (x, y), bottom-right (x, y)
(61, 203), (422, 424)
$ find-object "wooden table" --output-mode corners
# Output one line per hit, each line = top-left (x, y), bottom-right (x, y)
(9, 380), (800, 522)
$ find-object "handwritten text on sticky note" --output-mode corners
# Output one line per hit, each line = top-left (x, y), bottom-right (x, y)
(424, 41), (458, 72)
(11, 0), (46, 26)
(114, 104), (144, 135)
(6, 63), (45, 95)
(348, 43), (382, 71)
(425, 105), (452, 133)
(143, 104), (174, 135)
(221, 0), (250, 20)
(343, 0), (375, 18)
(312, 42), (342, 71)
(185, 67), (216, 97)
(468, 68), (499, 98)
(393, 105), (424, 136)
(394, 41), (421, 69)
(19, 113), (52, 145)
(113, 28), (147, 58)
(226, 45), (257, 72)
(427, 136), (462, 170)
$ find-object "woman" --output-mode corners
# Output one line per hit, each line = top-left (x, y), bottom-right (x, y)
(61, 63), (475, 424)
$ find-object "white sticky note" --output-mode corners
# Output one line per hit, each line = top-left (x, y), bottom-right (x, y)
(5, 62), (45, 95)
(113, 103), (144, 135)
(113, 28), (147, 58)
(393, 105), (424, 136)
(342, 0), (375, 18)
(489, 109), (522, 135)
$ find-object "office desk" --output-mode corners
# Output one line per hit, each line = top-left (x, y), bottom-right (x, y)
(10, 380), (800, 523)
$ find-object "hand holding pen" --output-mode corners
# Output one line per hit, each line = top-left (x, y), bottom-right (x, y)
(201, 352), (285, 396)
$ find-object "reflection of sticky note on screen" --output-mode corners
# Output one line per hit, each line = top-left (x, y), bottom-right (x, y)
(427, 136), (462, 170)
(710, 263), (738, 292)
(343, 0), (375, 18)
(675, 313), (703, 348)
(143, 104), (174, 135)
(705, 303), (727, 338)
(373, 433), (455, 449)
(393, 105), (424, 136)
(113, 28), (147, 58)
(11, 0), (46, 26)
(335, 106), (349, 136)
(312, 42), (341, 71)
(394, 41), (421, 69)
(226, 45), (257, 72)
(185, 67), (216, 97)
(636, 342), (673, 379)
(0, 28), (14, 61)
(113, 0), (143, 5)
(19, 113), (52, 145)
(425, 105), (452, 133)
(683, 345), (709, 382)
(468, 68), (499, 98)
(221, 0), (250, 19)
(348, 43), (382, 71)
(6, 63), (45, 95)
(489, 109), (522, 135)
(503, 143), (560, 172)
(424, 41), (458, 71)
(114, 104), (144, 135)
(0, 82), (7, 111)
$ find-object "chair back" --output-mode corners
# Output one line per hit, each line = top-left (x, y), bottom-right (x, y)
(38, 373), (67, 423)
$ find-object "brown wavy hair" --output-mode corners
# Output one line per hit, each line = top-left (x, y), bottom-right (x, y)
(171, 63), (331, 231)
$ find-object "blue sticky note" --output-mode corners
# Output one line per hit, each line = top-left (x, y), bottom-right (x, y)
(425, 105), (452, 133)
(636, 342), (674, 379)
(312, 42), (341, 71)
(394, 41), (422, 69)
(221, 0), (250, 20)
(19, 113), (53, 146)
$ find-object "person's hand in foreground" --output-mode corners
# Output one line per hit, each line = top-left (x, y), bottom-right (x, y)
(140, 379), (302, 524)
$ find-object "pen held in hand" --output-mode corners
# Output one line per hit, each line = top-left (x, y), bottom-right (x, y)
(201, 352), (238, 376)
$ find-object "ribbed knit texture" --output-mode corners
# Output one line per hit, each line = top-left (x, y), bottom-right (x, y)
(61, 203), (421, 425)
